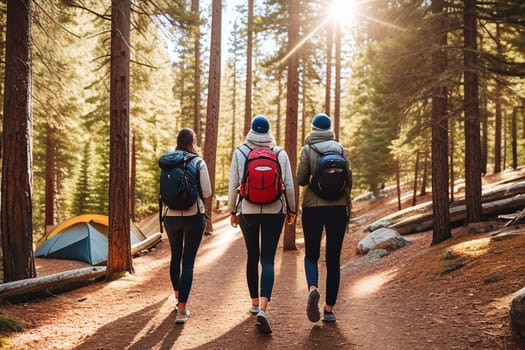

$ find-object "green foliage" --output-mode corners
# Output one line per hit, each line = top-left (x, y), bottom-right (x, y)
(24, 1), (180, 239)
(0, 313), (23, 333)
(3, 0), (525, 245)
(0, 313), (24, 347)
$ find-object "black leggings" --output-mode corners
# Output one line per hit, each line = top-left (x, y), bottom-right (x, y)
(239, 213), (285, 300)
(302, 206), (348, 307)
(163, 214), (205, 303)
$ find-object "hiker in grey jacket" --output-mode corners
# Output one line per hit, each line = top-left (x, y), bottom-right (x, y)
(228, 115), (296, 334)
(297, 113), (352, 324)
(163, 128), (212, 325)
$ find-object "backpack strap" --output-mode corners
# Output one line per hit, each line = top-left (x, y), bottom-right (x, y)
(272, 146), (292, 214)
(309, 142), (343, 156)
(235, 145), (251, 209)
(237, 144), (251, 160)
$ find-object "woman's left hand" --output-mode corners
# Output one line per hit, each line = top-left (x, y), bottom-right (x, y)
(287, 212), (296, 225)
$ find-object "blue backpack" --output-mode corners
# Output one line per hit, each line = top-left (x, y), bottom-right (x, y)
(158, 150), (201, 210)
(309, 144), (349, 200)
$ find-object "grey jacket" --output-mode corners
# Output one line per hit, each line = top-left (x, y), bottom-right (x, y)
(228, 130), (296, 215)
(297, 129), (352, 208)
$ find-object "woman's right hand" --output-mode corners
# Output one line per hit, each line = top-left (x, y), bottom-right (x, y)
(230, 214), (238, 228)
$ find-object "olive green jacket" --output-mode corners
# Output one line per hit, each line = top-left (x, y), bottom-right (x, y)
(297, 129), (352, 209)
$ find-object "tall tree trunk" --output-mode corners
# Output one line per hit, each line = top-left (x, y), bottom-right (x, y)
(231, 55), (237, 156)
(493, 24), (502, 173)
(107, 0), (133, 280)
(420, 151), (428, 196)
(243, 0), (253, 136)
(412, 150), (419, 207)
(503, 111), (507, 170)
(450, 115), (455, 202)
(301, 68), (306, 144)
(334, 20), (341, 141)
(463, 0), (482, 224)
(430, 0), (451, 245)
(276, 73), (283, 145)
(192, 0), (202, 145)
(396, 161), (401, 211)
(203, 0), (221, 234)
(284, 0), (299, 251)
(481, 85), (488, 175)
(325, 18), (332, 116)
(511, 107), (517, 169)
(130, 134), (136, 222)
(1, 0), (35, 282)
(45, 130), (55, 228)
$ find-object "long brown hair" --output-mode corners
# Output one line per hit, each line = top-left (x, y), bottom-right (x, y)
(176, 128), (198, 154)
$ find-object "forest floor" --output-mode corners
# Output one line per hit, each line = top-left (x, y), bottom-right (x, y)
(2, 171), (525, 349)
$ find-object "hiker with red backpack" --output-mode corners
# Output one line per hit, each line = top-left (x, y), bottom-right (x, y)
(158, 128), (212, 324)
(228, 115), (296, 334)
(297, 113), (352, 324)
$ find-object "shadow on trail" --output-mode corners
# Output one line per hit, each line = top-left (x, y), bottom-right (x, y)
(192, 314), (352, 349)
(74, 299), (182, 350)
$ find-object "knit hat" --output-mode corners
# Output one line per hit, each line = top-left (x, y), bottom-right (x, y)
(251, 115), (270, 133)
(311, 113), (331, 130)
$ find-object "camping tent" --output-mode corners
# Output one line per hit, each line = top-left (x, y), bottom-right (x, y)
(35, 214), (147, 265)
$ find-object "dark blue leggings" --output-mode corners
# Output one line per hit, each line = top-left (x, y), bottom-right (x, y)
(302, 206), (348, 307)
(163, 214), (205, 303)
(239, 213), (285, 300)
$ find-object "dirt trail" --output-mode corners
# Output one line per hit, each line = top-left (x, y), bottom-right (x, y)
(3, 200), (525, 349)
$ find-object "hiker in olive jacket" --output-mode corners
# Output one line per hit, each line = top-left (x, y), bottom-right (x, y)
(297, 113), (352, 324)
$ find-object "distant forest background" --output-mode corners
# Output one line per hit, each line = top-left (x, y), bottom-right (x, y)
(0, 0), (523, 244)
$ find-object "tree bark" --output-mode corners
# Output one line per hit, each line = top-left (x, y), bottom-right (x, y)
(412, 150), (419, 207)
(192, 0), (202, 145)
(243, 0), (253, 136)
(1, 0), (35, 282)
(430, 0), (451, 245)
(463, 0), (482, 224)
(325, 8), (332, 116)
(276, 74), (283, 145)
(107, 0), (133, 280)
(511, 107), (517, 169)
(493, 24), (502, 173)
(45, 129), (55, 227)
(284, 0), (299, 250)
(130, 134), (136, 222)
(334, 20), (341, 141)
(203, 0), (222, 234)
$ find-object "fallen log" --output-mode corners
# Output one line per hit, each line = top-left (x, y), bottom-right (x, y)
(131, 232), (162, 255)
(367, 180), (525, 232)
(0, 266), (106, 300)
(505, 208), (525, 227)
(389, 194), (525, 235)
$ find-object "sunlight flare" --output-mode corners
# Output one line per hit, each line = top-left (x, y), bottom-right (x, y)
(349, 269), (398, 297)
(329, 0), (359, 22)
(449, 237), (491, 257)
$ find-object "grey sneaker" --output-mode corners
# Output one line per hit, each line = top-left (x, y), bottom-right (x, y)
(256, 310), (272, 334)
(323, 310), (336, 322)
(176, 309), (190, 324)
(307, 288), (321, 322)
(250, 305), (260, 314)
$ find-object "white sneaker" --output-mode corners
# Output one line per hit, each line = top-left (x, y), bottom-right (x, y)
(176, 309), (190, 324)
(250, 305), (260, 314)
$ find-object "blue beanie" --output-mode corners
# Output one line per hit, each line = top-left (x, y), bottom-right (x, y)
(312, 113), (331, 130)
(251, 115), (270, 133)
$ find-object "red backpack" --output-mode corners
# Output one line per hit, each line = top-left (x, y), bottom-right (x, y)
(238, 145), (285, 204)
